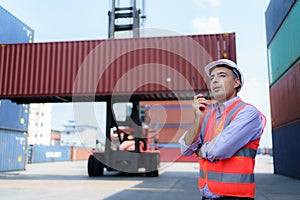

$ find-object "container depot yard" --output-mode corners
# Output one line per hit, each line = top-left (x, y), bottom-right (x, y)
(1, 155), (300, 200)
(1, 0), (300, 199)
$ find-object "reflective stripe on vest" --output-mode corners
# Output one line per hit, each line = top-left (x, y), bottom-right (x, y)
(200, 110), (213, 142)
(199, 171), (254, 183)
(235, 147), (256, 158)
(224, 101), (247, 127)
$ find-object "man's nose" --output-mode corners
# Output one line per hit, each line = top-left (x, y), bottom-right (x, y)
(211, 76), (219, 83)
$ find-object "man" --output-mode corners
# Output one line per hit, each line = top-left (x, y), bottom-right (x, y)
(179, 59), (266, 200)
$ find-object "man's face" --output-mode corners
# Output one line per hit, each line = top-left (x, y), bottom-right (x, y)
(209, 66), (240, 102)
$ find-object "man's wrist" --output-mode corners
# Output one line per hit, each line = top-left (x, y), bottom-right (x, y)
(195, 143), (203, 157)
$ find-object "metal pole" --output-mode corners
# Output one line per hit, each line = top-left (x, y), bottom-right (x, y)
(132, 0), (140, 37)
(108, 0), (116, 38)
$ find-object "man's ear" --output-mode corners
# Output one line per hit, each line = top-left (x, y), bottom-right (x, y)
(234, 78), (241, 90)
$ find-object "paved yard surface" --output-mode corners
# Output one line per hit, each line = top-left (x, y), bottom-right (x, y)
(0, 155), (299, 200)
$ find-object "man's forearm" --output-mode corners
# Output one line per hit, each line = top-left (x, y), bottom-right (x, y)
(184, 116), (201, 145)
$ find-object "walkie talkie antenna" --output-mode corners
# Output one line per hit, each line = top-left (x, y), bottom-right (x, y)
(192, 77), (201, 94)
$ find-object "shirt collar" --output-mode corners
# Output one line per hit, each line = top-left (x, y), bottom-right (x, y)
(212, 96), (240, 114)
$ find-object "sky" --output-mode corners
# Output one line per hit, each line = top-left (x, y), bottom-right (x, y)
(0, 0), (272, 147)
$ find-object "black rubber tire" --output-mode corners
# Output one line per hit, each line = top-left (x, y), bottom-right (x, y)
(106, 166), (115, 171)
(88, 155), (104, 177)
(145, 170), (159, 177)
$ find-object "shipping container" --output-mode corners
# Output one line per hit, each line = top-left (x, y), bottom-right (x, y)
(265, 0), (296, 46)
(267, 1), (300, 86)
(145, 103), (193, 124)
(150, 125), (191, 144)
(272, 120), (300, 179)
(0, 6), (32, 132)
(266, 0), (300, 180)
(70, 146), (92, 161)
(0, 130), (27, 172)
(0, 33), (236, 103)
(269, 60), (300, 129)
(0, 5), (34, 44)
(31, 145), (71, 163)
(140, 100), (196, 162)
(27, 144), (33, 163)
(158, 144), (198, 162)
(0, 100), (29, 132)
(143, 100), (214, 124)
(142, 100), (193, 143)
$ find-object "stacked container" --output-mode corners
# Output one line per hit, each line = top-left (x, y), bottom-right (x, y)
(0, 101), (29, 171)
(0, 6), (34, 44)
(265, 0), (300, 178)
(0, 33), (236, 103)
(0, 130), (27, 171)
(0, 6), (33, 172)
(141, 100), (207, 162)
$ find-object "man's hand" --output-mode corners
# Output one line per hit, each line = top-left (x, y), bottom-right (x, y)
(183, 94), (207, 146)
(193, 94), (208, 118)
(195, 145), (203, 158)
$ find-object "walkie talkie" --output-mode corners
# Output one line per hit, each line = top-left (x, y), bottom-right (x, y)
(192, 77), (206, 111)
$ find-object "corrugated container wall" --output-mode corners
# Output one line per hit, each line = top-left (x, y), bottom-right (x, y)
(0, 100), (29, 132)
(70, 146), (92, 161)
(141, 100), (197, 162)
(0, 33), (236, 103)
(267, 1), (300, 86)
(266, 0), (300, 179)
(159, 146), (198, 162)
(272, 121), (300, 179)
(0, 6), (33, 172)
(0, 6), (34, 44)
(270, 61), (300, 129)
(31, 145), (71, 163)
(142, 100), (193, 143)
(265, 0), (296, 46)
(0, 130), (27, 172)
(0, 6), (31, 132)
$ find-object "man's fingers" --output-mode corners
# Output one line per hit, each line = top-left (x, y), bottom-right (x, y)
(194, 93), (203, 100)
(196, 148), (202, 157)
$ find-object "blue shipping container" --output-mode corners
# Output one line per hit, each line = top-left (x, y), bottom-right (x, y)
(0, 100), (29, 132)
(265, 0), (296, 46)
(0, 6), (32, 132)
(0, 5), (34, 44)
(267, 1), (300, 86)
(27, 144), (33, 164)
(272, 120), (300, 179)
(32, 145), (71, 163)
(0, 130), (27, 172)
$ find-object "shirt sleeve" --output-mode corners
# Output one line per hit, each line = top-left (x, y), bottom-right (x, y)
(201, 105), (264, 162)
(178, 131), (202, 156)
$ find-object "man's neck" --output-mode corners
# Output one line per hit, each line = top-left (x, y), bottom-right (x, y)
(216, 95), (238, 109)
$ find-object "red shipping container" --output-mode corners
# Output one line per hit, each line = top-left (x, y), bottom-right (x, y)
(70, 147), (92, 161)
(145, 102), (193, 125)
(0, 33), (236, 103)
(270, 60), (300, 129)
(159, 147), (198, 162)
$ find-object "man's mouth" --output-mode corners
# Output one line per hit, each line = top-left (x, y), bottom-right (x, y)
(212, 86), (222, 91)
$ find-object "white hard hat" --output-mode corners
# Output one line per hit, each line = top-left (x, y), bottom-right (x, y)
(204, 59), (244, 91)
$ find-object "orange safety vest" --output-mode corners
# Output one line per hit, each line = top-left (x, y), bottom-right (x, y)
(198, 99), (266, 198)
